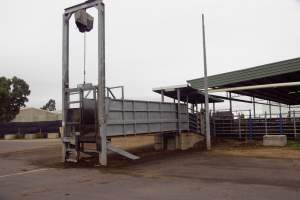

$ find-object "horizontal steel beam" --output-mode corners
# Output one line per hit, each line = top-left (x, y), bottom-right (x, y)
(64, 0), (101, 15)
(207, 81), (300, 93)
(66, 86), (97, 93)
(212, 95), (288, 107)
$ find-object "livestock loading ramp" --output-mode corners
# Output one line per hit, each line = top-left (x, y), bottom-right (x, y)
(62, 84), (190, 165)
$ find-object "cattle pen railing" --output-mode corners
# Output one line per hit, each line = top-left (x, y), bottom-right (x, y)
(212, 110), (300, 139)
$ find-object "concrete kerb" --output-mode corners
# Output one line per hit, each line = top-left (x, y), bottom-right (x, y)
(47, 133), (60, 139)
(4, 134), (17, 140)
(263, 135), (287, 147)
(25, 133), (38, 140)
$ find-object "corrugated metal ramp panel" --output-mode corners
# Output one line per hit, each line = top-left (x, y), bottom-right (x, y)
(188, 57), (300, 89)
(106, 99), (188, 137)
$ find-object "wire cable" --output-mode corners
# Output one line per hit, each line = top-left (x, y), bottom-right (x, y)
(83, 32), (86, 84)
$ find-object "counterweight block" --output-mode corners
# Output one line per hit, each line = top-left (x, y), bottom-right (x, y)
(75, 9), (94, 33)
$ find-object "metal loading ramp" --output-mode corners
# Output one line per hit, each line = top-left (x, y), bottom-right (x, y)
(63, 91), (190, 165)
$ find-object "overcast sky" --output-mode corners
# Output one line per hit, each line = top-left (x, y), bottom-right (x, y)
(1, 0), (300, 112)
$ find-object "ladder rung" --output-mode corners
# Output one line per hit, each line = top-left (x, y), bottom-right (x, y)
(66, 122), (80, 125)
(68, 100), (81, 104)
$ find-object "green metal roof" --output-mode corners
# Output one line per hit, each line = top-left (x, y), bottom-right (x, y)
(187, 57), (300, 105)
(188, 57), (300, 89)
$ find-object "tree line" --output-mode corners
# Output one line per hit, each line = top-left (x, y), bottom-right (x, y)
(0, 76), (56, 123)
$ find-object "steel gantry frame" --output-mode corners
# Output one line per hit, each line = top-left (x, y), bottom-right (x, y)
(62, 0), (107, 165)
(62, 1), (192, 166)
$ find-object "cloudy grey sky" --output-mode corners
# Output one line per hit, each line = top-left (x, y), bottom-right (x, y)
(1, 0), (300, 111)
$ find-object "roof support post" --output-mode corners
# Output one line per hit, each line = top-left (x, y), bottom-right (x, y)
(177, 89), (181, 134)
(229, 92), (232, 113)
(252, 97), (256, 118)
(279, 103), (282, 115)
(269, 100), (272, 118)
(186, 96), (189, 132)
(293, 111), (297, 139)
(202, 14), (211, 150)
(265, 112), (268, 135)
(161, 90), (165, 102)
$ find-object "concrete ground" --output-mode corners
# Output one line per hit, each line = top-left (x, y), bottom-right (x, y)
(0, 138), (300, 200)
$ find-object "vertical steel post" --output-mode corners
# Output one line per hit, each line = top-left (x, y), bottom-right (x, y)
(269, 100), (272, 118)
(186, 96), (189, 132)
(279, 103), (282, 115)
(238, 113), (241, 140)
(293, 110), (297, 139)
(252, 97), (256, 118)
(62, 13), (70, 162)
(229, 92), (232, 113)
(213, 102), (216, 114)
(279, 112), (283, 135)
(121, 86), (124, 100)
(177, 89), (181, 134)
(161, 90), (165, 102)
(248, 110), (253, 141)
(202, 14), (211, 150)
(265, 112), (268, 135)
(98, 1), (107, 166)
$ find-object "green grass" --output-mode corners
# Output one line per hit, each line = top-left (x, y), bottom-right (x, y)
(287, 141), (300, 150)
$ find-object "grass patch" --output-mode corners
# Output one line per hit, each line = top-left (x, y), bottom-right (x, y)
(287, 141), (300, 150)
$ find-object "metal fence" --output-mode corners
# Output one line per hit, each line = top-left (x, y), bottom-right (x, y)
(212, 110), (300, 139)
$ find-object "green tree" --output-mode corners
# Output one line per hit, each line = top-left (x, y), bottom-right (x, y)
(0, 76), (31, 123)
(41, 99), (56, 111)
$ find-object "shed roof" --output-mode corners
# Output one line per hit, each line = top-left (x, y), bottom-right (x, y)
(153, 84), (223, 104)
(187, 57), (300, 105)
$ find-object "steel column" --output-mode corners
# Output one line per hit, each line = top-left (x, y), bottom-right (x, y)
(265, 112), (268, 135)
(97, 2), (107, 166)
(238, 113), (241, 140)
(248, 110), (253, 140)
(186, 96), (189, 132)
(269, 100), (272, 118)
(62, 13), (70, 161)
(279, 103), (282, 115)
(294, 111), (297, 139)
(229, 92), (232, 113)
(177, 89), (181, 133)
(279, 112), (283, 135)
(202, 14), (211, 150)
(161, 90), (165, 102)
(252, 97), (256, 118)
